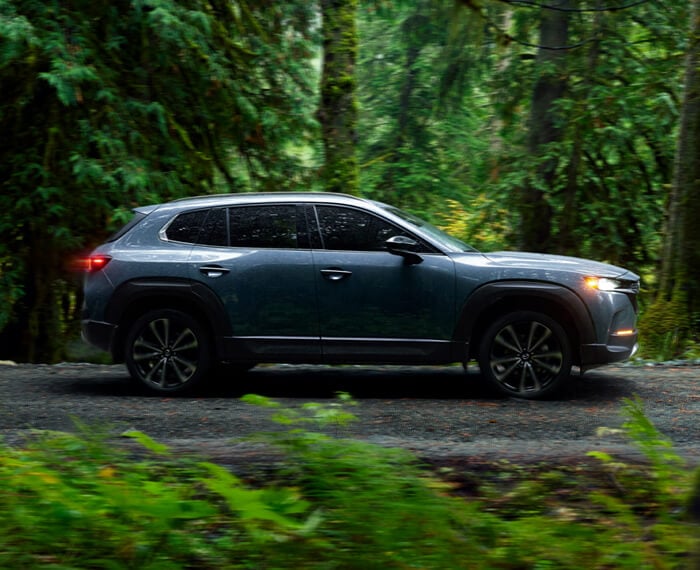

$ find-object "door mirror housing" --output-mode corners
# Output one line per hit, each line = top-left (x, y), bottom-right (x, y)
(385, 235), (423, 264)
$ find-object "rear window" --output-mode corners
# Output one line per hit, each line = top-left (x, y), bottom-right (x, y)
(105, 211), (148, 242)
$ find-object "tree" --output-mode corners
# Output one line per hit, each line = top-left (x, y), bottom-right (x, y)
(479, 0), (685, 265)
(318, 0), (359, 195)
(0, 0), (316, 362)
(642, 0), (700, 356)
(357, 0), (506, 244)
(520, 0), (569, 251)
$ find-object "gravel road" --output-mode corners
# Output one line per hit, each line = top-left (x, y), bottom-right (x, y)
(0, 362), (698, 467)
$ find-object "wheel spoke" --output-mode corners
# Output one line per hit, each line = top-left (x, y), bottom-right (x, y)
(491, 355), (520, 366)
(527, 322), (551, 352)
(149, 319), (169, 349)
(132, 339), (161, 362)
(520, 363), (542, 393)
(495, 325), (522, 353)
(531, 354), (562, 374)
(172, 329), (198, 353)
(158, 360), (169, 387)
(144, 358), (166, 383)
(171, 356), (196, 381)
(493, 360), (520, 381)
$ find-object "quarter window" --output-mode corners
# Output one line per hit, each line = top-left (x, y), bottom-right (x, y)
(164, 210), (208, 244)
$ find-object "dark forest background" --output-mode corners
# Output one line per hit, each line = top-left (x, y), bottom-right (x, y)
(1, 0), (699, 362)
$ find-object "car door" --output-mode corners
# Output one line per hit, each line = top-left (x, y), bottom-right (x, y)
(187, 204), (320, 361)
(308, 204), (457, 363)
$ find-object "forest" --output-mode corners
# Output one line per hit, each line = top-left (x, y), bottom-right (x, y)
(0, 0), (698, 363)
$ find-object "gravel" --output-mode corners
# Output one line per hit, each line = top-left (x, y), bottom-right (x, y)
(0, 361), (698, 468)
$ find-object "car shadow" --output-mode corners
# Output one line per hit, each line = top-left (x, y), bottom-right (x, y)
(60, 364), (639, 402)
(209, 365), (497, 400)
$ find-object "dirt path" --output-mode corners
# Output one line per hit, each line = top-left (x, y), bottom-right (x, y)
(0, 362), (698, 467)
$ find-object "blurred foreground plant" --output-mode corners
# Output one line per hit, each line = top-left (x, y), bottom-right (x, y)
(0, 396), (697, 568)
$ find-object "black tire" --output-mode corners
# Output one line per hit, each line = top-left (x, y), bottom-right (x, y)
(478, 311), (572, 399)
(124, 309), (213, 394)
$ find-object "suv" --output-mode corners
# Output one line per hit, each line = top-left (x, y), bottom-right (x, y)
(82, 192), (639, 398)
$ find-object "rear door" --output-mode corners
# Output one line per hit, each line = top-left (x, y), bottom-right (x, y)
(187, 204), (320, 360)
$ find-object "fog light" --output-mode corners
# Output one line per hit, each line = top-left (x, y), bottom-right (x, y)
(614, 329), (635, 336)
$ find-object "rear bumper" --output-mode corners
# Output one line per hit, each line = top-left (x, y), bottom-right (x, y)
(81, 320), (117, 354)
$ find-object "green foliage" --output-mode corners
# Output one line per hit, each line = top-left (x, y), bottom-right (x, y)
(0, 428), (313, 569)
(0, 397), (698, 568)
(486, 1), (687, 265)
(437, 196), (511, 251)
(0, 0), (318, 361)
(358, 1), (496, 220)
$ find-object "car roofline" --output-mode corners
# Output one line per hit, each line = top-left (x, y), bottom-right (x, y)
(169, 191), (365, 205)
(136, 192), (382, 216)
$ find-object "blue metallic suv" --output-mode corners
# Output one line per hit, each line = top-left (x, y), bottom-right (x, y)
(82, 192), (639, 398)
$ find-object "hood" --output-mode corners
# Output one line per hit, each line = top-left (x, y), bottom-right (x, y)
(482, 251), (637, 279)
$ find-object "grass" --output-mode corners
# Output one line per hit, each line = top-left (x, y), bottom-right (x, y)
(0, 396), (697, 569)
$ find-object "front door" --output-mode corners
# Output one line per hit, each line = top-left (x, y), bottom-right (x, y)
(309, 205), (456, 362)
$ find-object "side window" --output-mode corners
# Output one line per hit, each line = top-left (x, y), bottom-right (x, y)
(315, 206), (408, 251)
(164, 209), (208, 244)
(199, 208), (228, 246)
(229, 205), (298, 248)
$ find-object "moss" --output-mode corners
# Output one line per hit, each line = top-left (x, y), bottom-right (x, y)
(319, 0), (359, 195)
(638, 288), (691, 360)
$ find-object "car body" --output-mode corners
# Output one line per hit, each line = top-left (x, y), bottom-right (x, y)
(82, 192), (639, 398)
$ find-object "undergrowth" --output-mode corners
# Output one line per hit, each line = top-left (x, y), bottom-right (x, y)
(0, 396), (697, 568)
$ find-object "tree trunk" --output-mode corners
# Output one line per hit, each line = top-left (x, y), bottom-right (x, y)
(318, 0), (359, 195)
(558, 6), (603, 256)
(0, 229), (67, 363)
(660, 0), (700, 303)
(641, 0), (700, 357)
(520, 3), (569, 252)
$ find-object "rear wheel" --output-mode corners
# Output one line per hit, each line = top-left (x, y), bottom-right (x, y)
(125, 309), (212, 394)
(478, 311), (571, 399)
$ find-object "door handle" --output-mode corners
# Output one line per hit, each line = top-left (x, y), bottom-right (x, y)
(199, 265), (230, 278)
(321, 268), (352, 281)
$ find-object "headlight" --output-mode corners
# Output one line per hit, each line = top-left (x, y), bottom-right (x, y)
(585, 276), (622, 291)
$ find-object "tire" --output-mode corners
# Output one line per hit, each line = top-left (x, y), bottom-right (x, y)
(124, 309), (213, 394)
(478, 311), (572, 399)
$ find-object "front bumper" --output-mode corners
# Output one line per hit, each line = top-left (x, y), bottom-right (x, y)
(580, 333), (638, 371)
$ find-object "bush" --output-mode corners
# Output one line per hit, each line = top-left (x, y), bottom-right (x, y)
(0, 396), (697, 568)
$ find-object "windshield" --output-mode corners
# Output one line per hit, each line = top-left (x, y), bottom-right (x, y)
(379, 204), (479, 253)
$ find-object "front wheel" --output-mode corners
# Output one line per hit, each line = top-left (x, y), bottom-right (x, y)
(124, 309), (213, 394)
(478, 311), (572, 399)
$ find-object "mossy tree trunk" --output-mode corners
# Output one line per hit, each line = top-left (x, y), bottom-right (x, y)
(641, 0), (700, 357)
(318, 0), (359, 195)
(520, 2), (570, 252)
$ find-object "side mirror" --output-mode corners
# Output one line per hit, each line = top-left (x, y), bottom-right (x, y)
(385, 235), (423, 265)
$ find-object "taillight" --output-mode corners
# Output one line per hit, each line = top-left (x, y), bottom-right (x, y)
(84, 255), (112, 272)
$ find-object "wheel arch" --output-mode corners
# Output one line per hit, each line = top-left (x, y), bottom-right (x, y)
(455, 281), (596, 366)
(105, 279), (230, 362)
